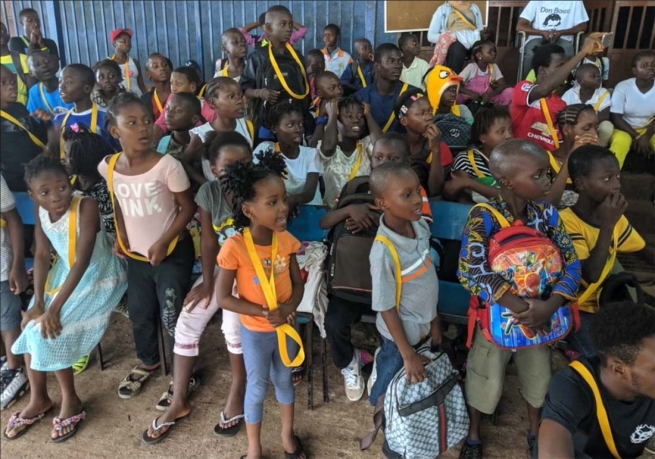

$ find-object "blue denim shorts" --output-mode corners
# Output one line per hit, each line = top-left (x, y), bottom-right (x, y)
(0, 281), (22, 332)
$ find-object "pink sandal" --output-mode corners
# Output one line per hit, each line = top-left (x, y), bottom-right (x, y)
(51, 409), (86, 443)
(4, 408), (52, 440)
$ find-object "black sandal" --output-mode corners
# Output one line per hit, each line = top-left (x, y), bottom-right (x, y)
(284, 435), (306, 459)
(213, 411), (244, 437)
(142, 414), (189, 445)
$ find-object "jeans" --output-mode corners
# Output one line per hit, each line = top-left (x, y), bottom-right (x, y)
(325, 296), (374, 369)
(445, 41), (468, 74)
(126, 236), (194, 366)
(241, 325), (295, 424)
(568, 311), (597, 358)
(522, 37), (574, 79)
(369, 336), (415, 406)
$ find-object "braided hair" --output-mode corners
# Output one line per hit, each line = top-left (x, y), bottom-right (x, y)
(338, 95), (363, 115)
(204, 130), (252, 163)
(471, 106), (511, 147)
(220, 150), (287, 229)
(24, 153), (68, 186)
(266, 101), (303, 132)
(92, 59), (123, 82)
(556, 103), (595, 131)
(204, 76), (240, 100)
(62, 123), (114, 178)
(105, 92), (151, 131)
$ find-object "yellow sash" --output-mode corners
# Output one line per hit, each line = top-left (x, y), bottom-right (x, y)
(268, 43), (309, 100)
(153, 90), (163, 115)
(106, 153), (178, 262)
(348, 144), (364, 180)
(452, 7), (477, 30)
(539, 98), (560, 150)
(0, 110), (46, 149)
(245, 119), (254, 142)
(593, 90), (609, 113)
(222, 64), (229, 77)
(59, 104), (99, 158)
(39, 83), (55, 115)
(468, 149), (486, 178)
(373, 235), (402, 309)
(382, 82), (409, 133)
(45, 194), (83, 295)
(198, 84), (207, 99)
(547, 151), (572, 185)
(111, 54), (131, 91)
(451, 104), (461, 117)
(577, 227), (617, 307)
(357, 65), (367, 88)
(243, 228), (305, 367)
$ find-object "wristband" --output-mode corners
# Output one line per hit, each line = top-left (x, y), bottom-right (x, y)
(316, 116), (327, 125)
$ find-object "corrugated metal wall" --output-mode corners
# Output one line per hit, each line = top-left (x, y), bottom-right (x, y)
(3, 1), (396, 80)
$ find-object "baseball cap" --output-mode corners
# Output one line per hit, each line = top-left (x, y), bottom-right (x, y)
(110, 28), (133, 43)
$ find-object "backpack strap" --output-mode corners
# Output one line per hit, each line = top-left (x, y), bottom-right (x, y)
(10, 52), (28, 86)
(473, 203), (511, 228)
(569, 361), (621, 459)
(374, 235), (402, 309)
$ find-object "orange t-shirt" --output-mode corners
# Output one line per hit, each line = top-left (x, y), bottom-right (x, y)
(217, 230), (301, 332)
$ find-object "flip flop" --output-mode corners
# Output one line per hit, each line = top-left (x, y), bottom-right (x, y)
(118, 365), (158, 399)
(51, 409), (86, 443)
(284, 435), (306, 459)
(213, 411), (244, 438)
(292, 366), (305, 387)
(142, 414), (189, 445)
(72, 355), (90, 376)
(4, 407), (53, 440)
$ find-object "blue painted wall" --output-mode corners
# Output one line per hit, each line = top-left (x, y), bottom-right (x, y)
(3, 1), (396, 80)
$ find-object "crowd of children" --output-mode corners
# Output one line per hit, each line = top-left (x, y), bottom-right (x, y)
(1, 2), (654, 459)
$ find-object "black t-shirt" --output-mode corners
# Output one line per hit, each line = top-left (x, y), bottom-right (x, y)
(8, 36), (59, 59)
(541, 357), (655, 459)
(0, 103), (48, 192)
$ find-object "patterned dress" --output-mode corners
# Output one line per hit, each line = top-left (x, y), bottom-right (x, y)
(12, 196), (127, 371)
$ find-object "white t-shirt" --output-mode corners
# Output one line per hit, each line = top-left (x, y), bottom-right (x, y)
(561, 86), (611, 113)
(520, 1), (589, 42)
(318, 137), (373, 208)
(190, 119), (254, 181)
(1, 175), (16, 282)
(253, 142), (324, 205)
(610, 78), (655, 129)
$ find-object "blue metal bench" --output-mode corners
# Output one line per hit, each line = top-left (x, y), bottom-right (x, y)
(13, 192), (35, 271)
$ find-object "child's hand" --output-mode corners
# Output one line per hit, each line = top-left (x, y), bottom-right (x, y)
(9, 265), (28, 295)
(362, 102), (371, 117)
(480, 92), (492, 104)
(21, 302), (44, 329)
(445, 171), (472, 195)
(346, 203), (379, 233)
(147, 240), (168, 266)
(183, 281), (212, 312)
(430, 325), (443, 349)
(266, 303), (294, 328)
(325, 99), (339, 119)
(260, 89), (280, 104)
(403, 350), (431, 385)
(635, 135), (653, 155)
(29, 29), (43, 45)
(599, 192), (628, 229)
(36, 309), (62, 340)
(424, 124), (442, 156)
(581, 34), (604, 55)
(113, 239), (127, 259)
(31, 109), (52, 123)
(512, 298), (553, 331)
(571, 134), (599, 153)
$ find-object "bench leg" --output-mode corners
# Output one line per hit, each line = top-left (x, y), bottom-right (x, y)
(304, 321), (314, 411)
(96, 342), (105, 371)
(158, 322), (168, 377)
(322, 338), (329, 404)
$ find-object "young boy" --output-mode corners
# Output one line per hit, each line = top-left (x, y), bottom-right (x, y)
(367, 162), (442, 405)
(322, 134), (433, 402)
(1, 22), (34, 105)
(561, 64), (613, 146)
(457, 138), (581, 459)
(241, 5), (310, 142)
(538, 301), (655, 459)
(355, 43), (420, 134)
(0, 173), (29, 410)
(340, 38), (375, 95)
(156, 92), (202, 160)
(425, 65), (473, 123)
(306, 49), (325, 101)
(141, 53), (173, 120)
(560, 145), (647, 358)
(399, 34), (430, 90)
(213, 28), (247, 81)
(8, 8), (58, 57)
(309, 71), (343, 121)
(109, 28), (147, 96)
(322, 24), (353, 78)
(26, 50), (73, 116)
(0, 64), (48, 191)
(238, 12), (307, 49)
(511, 35), (603, 152)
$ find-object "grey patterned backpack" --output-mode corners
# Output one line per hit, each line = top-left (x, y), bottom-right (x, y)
(360, 343), (469, 459)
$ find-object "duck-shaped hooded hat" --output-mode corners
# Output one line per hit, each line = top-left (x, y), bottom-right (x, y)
(425, 65), (463, 115)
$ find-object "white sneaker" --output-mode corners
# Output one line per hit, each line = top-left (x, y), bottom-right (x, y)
(341, 352), (365, 402)
(0, 356), (7, 372)
(367, 347), (381, 398)
(1, 368), (29, 410)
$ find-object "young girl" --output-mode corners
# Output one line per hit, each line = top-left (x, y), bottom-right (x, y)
(315, 96), (381, 208)
(215, 151), (306, 459)
(142, 53), (173, 120)
(394, 89), (453, 196)
(457, 40), (513, 107)
(156, 92), (202, 160)
(184, 77), (254, 185)
(425, 65), (473, 123)
(253, 102), (324, 211)
(447, 107), (510, 203)
(97, 93), (196, 401)
(549, 104), (600, 209)
(109, 28), (147, 96)
(143, 132), (252, 444)
(91, 59), (124, 108)
(5, 155), (126, 442)
(214, 28), (248, 81)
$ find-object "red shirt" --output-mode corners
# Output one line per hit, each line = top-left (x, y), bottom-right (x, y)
(511, 80), (566, 152)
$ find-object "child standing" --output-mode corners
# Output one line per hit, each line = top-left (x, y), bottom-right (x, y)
(238, 13), (308, 49)
(91, 59), (125, 108)
(98, 93), (196, 401)
(143, 132), (253, 444)
(109, 28), (147, 96)
(141, 53), (173, 120)
(340, 38), (374, 95)
(457, 40), (513, 106)
(5, 155), (126, 442)
(447, 107), (511, 203)
(1, 22), (35, 106)
(457, 138), (581, 459)
(156, 93), (202, 161)
(367, 162), (442, 406)
(322, 24), (353, 78)
(0, 173), (29, 410)
(26, 50), (73, 116)
(214, 29), (248, 81)
(562, 64), (613, 146)
(215, 151), (306, 459)
(561, 145), (647, 358)
(253, 102), (324, 209)
(0, 64), (48, 192)
(399, 34), (431, 91)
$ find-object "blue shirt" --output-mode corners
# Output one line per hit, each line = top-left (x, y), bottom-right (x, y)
(355, 81), (419, 133)
(27, 83), (73, 117)
(53, 106), (120, 152)
(340, 61), (374, 91)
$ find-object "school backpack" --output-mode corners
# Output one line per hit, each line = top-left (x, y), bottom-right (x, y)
(360, 343), (469, 459)
(10, 52), (28, 86)
(434, 113), (471, 149)
(325, 176), (379, 304)
(466, 203), (579, 350)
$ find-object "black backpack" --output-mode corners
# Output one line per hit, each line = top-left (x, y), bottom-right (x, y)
(259, 49), (307, 104)
(10, 52), (28, 86)
(434, 113), (471, 149)
(326, 177), (380, 304)
(598, 272), (644, 306)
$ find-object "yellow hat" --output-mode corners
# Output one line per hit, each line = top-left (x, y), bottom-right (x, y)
(425, 65), (463, 115)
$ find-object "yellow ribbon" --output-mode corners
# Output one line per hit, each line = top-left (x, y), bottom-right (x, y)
(106, 153), (178, 262)
(111, 54), (131, 91)
(268, 43), (309, 100)
(153, 90), (163, 115)
(39, 83), (55, 115)
(357, 65), (367, 88)
(59, 103), (99, 159)
(45, 194), (83, 295)
(548, 151), (572, 185)
(382, 82), (409, 133)
(348, 144), (363, 180)
(0, 110), (46, 149)
(222, 64), (229, 77)
(373, 235), (402, 309)
(243, 228), (305, 367)
(540, 98), (560, 150)
(593, 90), (609, 113)
(468, 149), (486, 178)
(198, 84), (207, 99)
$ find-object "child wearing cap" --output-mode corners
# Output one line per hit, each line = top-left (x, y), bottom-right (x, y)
(109, 28), (147, 96)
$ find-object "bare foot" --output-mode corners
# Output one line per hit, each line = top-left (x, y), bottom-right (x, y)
(145, 404), (191, 440)
(4, 398), (53, 438)
(51, 396), (84, 440)
(283, 434), (306, 459)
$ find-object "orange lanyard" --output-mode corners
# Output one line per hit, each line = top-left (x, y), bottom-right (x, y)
(153, 90), (163, 115)
(540, 98), (560, 150)
(111, 55), (131, 91)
